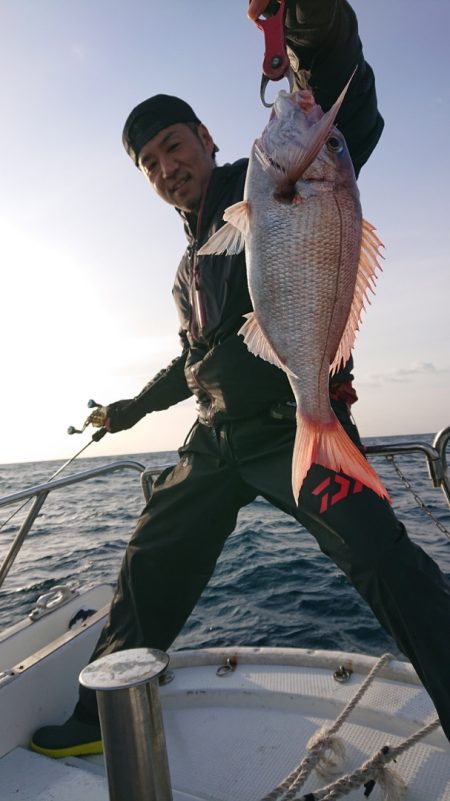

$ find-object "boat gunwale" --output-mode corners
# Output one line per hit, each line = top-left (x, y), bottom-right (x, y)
(167, 645), (422, 685)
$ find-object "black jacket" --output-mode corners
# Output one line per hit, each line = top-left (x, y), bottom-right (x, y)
(108, 0), (384, 433)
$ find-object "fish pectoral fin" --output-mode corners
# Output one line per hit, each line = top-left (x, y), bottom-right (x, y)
(239, 312), (289, 372)
(197, 222), (244, 256)
(330, 218), (385, 375)
(197, 201), (250, 256)
(223, 200), (251, 236)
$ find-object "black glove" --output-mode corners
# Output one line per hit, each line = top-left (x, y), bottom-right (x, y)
(285, 0), (338, 49)
(253, 0), (338, 49)
(105, 399), (147, 433)
(257, 0), (280, 14)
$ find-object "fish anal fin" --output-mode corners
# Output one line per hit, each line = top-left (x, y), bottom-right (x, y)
(197, 201), (250, 256)
(239, 312), (290, 372)
(292, 413), (390, 504)
(330, 219), (384, 375)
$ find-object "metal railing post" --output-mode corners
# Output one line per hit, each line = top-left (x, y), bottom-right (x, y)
(433, 426), (450, 506)
(0, 491), (48, 590)
(79, 648), (173, 801)
(0, 460), (147, 588)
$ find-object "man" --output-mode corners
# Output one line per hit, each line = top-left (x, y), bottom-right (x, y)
(32, 0), (450, 757)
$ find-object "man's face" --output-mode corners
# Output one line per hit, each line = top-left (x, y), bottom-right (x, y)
(138, 123), (215, 213)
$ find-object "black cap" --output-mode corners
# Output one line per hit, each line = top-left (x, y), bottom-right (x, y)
(122, 94), (201, 166)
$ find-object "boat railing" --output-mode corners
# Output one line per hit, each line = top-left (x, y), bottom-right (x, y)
(365, 424), (450, 507)
(0, 459), (170, 591)
(0, 425), (449, 591)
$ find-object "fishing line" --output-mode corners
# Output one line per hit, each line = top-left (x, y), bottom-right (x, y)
(0, 402), (107, 533)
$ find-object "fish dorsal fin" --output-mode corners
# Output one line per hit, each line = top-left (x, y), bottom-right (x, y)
(239, 312), (294, 374)
(197, 201), (250, 256)
(330, 219), (384, 375)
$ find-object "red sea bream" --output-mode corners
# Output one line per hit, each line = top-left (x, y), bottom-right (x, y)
(198, 82), (388, 503)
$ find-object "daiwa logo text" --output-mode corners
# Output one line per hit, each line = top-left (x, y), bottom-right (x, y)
(312, 475), (363, 513)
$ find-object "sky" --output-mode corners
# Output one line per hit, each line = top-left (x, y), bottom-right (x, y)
(0, 0), (449, 465)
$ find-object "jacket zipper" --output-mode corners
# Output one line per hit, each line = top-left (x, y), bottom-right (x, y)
(188, 248), (215, 423)
(192, 245), (207, 332)
(187, 192), (215, 423)
(189, 195), (209, 338)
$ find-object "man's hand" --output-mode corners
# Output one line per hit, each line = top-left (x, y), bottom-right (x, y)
(249, 1), (339, 52)
(247, 0), (279, 22)
(90, 398), (145, 433)
(87, 406), (111, 431)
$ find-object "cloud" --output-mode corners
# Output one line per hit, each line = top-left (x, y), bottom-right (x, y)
(71, 44), (87, 64)
(394, 362), (437, 377)
(360, 362), (449, 387)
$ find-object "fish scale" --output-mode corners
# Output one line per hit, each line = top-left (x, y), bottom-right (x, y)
(249, 194), (357, 379)
(198, 86), (387, 503)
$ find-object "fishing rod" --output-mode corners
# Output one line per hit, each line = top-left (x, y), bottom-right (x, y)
(0, 400), (108, 533)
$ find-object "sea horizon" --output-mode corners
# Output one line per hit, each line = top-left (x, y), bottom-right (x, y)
(0, 429), (441, 470)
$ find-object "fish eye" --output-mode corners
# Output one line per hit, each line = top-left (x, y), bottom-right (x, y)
(326, 136), (344, 153)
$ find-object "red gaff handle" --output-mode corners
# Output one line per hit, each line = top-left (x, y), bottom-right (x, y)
(255, 0), (290, 81)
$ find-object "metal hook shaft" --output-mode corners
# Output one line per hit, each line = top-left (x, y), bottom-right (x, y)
(260, 67), (295, 107)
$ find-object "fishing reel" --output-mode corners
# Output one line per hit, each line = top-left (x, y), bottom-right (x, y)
(67, 400), (108, 441)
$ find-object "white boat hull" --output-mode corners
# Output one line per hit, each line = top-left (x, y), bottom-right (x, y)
(1, 633), (449, 800)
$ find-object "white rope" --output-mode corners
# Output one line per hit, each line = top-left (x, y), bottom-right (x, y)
(297, 716), (440, 801)
(326, 653), (393, 738)
(258, 653), (394, 801)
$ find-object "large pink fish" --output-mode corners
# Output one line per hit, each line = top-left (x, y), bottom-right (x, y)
(199, 82), (388, 503)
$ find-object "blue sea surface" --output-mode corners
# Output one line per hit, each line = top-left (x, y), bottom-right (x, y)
(0, 433), (449, 660)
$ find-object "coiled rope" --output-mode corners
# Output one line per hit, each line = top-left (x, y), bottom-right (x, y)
(258, 652), (440, 801)
(298, 716), (440, 800)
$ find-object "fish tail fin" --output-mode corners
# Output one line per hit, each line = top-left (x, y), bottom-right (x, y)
(292, 413), (390, 504)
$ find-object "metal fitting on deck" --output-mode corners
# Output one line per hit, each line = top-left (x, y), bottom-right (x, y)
(80, 647), (173, 801)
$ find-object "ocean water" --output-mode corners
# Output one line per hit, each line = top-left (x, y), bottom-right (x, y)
(0, 433), (449, 660)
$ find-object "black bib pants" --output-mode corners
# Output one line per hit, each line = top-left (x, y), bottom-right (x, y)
(78, 406), (450, 741)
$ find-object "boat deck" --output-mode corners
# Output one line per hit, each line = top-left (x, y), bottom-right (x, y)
(1, 648), (449, 801)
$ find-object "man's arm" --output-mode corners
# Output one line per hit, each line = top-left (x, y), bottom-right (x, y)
(100, 335), (192, 433)
(249, 0), (384, 177)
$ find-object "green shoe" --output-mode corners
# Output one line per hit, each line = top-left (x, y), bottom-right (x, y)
(30, 714), (102, 758)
